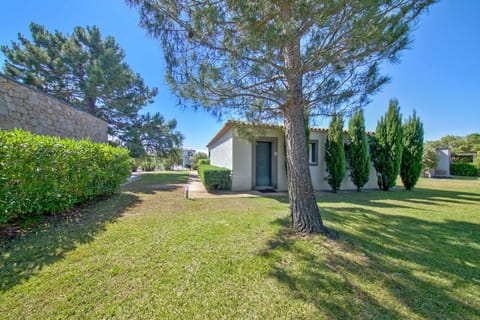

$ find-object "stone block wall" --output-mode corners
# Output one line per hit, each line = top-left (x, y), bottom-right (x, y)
(0, 74), (108, 142)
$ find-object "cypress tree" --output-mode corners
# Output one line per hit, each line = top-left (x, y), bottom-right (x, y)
(401, 111), (424, 190)
(325, 113), (345, 192)
(370, 99), (403, 191)
(347, 108), (370, 191)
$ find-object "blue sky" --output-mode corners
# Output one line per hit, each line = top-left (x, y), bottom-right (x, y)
(1, 0), (478, 151)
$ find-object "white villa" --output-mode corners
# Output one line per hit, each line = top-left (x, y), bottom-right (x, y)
(207, 121), (379, 192)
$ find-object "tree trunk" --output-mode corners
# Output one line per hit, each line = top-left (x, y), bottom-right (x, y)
(284, 105), (325, 233)
(281, 8), (326, 233)
(85, 96), (97, 116)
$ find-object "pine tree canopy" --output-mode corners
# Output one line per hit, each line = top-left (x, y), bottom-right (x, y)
(127, 0), (435, 121)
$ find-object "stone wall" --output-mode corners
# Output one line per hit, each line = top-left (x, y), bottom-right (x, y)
(0, 74), (108, 142)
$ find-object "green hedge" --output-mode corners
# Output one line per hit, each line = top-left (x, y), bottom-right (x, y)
(198, 164), (231, 191)
(477, 151), (480, 175)
(450, 162), (478, 177)
(0, 129), (131, 223)
(197, 158), (210, 167)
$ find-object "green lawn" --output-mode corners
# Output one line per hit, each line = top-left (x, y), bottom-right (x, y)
(1, 173), (479, 319)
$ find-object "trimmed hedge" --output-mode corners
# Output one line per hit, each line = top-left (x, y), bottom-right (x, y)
(0, 129), (131, 223)
(197, 158), (210, 166)
(198, 164), (231, 191)
(450, 163), (478, 177)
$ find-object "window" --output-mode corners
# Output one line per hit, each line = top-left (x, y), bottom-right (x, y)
(309, 141), (318, 165)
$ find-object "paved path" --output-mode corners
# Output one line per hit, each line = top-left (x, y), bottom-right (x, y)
(185, 171), (288, 199)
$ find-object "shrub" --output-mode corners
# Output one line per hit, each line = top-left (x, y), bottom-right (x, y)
(141, 160), (156, 171)
(130, 158), (140, 172)
(0, 129), (131, 223)
(450, 163), (478, 177)
(198, 164), (231, 191)
(190, 151), (208, 170)
(197, 158), (210, 167)
(477, 151), (480, 174)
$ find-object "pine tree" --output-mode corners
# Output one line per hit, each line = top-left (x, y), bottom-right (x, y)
(370, 99), (403, 191)
(401, 111), (424, 190)
(347, 108), (370, 191)
(127, 0), (435, 233)
(325, 113), (345, 192)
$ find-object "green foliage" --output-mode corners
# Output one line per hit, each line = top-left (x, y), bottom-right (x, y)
(370, 99), (403, 191)
(198, 164), (231, 191)
(127, 0), (433, 120)
(130, 158), (140, 172)
(450, 163), (478, 177)
(428, 133), (480, 154)
(141, 159), (157, 172)
(1, 22), (157, 137)
(346, 108), (370, 191)
(162, 147), (183, 170)
(197, 159), (210, 167)
(190, 152), (208, 170)
(0, 129), (130, 223)
(325, 113), (345, 192)
(122, 113), (183, 158)
(477, 151), (480, 173)
(400, 111), (424, 190)
(422, 142), (440, 171)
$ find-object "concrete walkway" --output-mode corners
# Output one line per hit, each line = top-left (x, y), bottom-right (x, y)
(185, 171), (288, 199)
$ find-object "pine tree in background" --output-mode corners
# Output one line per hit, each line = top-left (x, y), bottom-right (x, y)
(401, 111), (424, 190)
(347, 108), (370, 191)
(325, 113), (345, 192)
(370, 100), (403, 191)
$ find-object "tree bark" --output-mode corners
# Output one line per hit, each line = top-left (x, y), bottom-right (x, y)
(284, 103), (326, 233)
(281, 9), (326, 233)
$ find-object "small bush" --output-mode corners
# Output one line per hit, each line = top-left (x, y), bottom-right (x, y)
(0, 129), (131, 223)
(450, 163), (478, 177)
(130, 158), (140, 172)
(198, 164), (231, 191)
(197, 158), (210, 167)
(141, 160), (156, 171)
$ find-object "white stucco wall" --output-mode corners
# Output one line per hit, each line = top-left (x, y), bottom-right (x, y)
(209, 128), (233, 169)
(232, 134), (252, 191)
(435, 148), (450, 176)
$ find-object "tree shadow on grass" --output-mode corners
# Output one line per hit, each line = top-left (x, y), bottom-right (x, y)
(0, 192), (140, 292)
(127, 171), (188, 195)
(261, 218), (404, 319)
(261, 205), (480, 319)
(269, 185), (480, 211)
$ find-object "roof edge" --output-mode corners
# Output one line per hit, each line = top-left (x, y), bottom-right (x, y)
(206, 120), (374, 148)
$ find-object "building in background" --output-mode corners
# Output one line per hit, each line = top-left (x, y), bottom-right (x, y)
(182, 147), (196, 169)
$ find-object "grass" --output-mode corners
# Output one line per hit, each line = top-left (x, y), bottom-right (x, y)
(1, 173), (479, 319)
